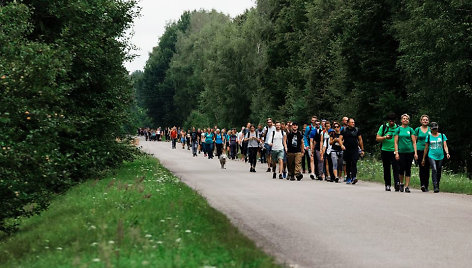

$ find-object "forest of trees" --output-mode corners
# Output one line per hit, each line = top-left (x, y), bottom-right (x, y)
(0, 0), (138, 232)
(134, 0), (471, 176)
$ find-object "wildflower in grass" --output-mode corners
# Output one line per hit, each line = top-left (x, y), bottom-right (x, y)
(44, 246), (49, 249)
(56, 247), (62, 250)
(185, 230), (191, 233)
(108, 240), (114, 244)
(160, 219), (165, 222)
(157, 241), (163, 244)
(176, 238), (181, 243)
(91, 242), (98, 247)
(92, 258), (100, 262)
(145, 234), (152, 238)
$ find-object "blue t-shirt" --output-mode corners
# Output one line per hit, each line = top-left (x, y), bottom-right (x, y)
(426, 133), (447, 160)
(215, 134), (223, 144)
(205, 133), (214, 144)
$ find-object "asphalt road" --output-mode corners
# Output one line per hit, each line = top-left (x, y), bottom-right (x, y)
(140, 139), (472, 268)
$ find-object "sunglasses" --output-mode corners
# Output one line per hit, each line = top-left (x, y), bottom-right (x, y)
(334, 126), (340, 128)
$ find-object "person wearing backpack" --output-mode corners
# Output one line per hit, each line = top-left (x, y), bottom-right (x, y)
(394, 114), (418, 193)
(340, 118), (364, 184)
(376, 113), (399, 191)
(309, 120), (324, 180)
(263, 118), (276, 172)
(422, 122), (450, 193)
(284, 122), (305, 181)
(304, 116), (317, 176)
(270, 122), (286, 179)
(415, 115), (431, 192)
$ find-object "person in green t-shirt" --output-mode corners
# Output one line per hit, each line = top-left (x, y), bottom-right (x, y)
(394, 114), (418, 193)
(414, 115), (431, 192)
(376, 112), (399, 191)
(421, 122), (450, 193)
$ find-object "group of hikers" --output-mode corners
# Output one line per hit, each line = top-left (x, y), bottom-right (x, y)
(140, 113), (450, 193)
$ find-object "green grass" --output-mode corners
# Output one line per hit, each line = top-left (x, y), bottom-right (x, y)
(358, 157), (472, 194)
(0, 156), (280, 268)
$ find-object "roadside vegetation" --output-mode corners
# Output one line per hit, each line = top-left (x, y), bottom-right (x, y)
(0, 156), (280, 267)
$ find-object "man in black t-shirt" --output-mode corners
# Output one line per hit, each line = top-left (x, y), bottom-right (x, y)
(340, 118), (364, 184)
(284, 122), (305, 181)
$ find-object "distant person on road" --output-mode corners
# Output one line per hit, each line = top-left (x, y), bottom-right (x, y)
(422, 122), (450, 193)
(376, 113), (399, 191)
(270, 122), (286, 179)
(205, 128), (215, 159)
(284, 122), (305, 181)
(245, 124), (261, 172)
(340, 118), (364, 184)
(394, 114), (418, 193)
(329, 122), (344, 182)
(415, 115), (431, 192)
(190, 127), (198, 157)
(229, 129), (238, 160)
(215, 129), (225, 158)
(170, 127), (178, 149)
(309, 119), (323, 180)
(263, 118), (276, 172)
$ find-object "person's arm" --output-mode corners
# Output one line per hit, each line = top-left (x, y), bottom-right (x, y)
(444, 140), (450, 159)
(283, 134), (287, 152)
(358, 135), (364, 157)
(339, 135), (345, 150)
(320, 134), (324, 160)
(310, 137), (314, 156)
(301, 134), (305, 154)
(412, 134), (418, 160)
(421, 142), (429, 166)
(394, 134), (399, 160)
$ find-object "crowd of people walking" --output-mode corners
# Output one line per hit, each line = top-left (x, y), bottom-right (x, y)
(139, 113), (450, 193)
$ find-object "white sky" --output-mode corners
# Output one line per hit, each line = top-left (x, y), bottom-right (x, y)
(124, 0), (256, 73)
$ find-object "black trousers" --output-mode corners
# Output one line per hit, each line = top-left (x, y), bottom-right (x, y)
(230, 143), (238, 159)
(344, 151), (358, 179)
(381, 150), (399, 187)
(417, 150), (430, 188)
(248, 147), (258, 168)
(325, 153), (334, 180)
(216, 143), (223, 157)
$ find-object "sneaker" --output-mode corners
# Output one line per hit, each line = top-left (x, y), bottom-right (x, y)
(352, 178), (358, 185)
(421, 185), (426, 192)
(267, 168), (271, 172)
(434, 188), (439, 193)
(290, 176), (295, 181)
(273, 172), (276, 179)
(296, 174), (303, 181)
(386, 185), (391, 191)
(279, 174), (283, 179)
(405, 187), (410, 193)
(346, 178), (352, 184)
(425, 187), (429, 192)
(282, 172), (287, 179)
(334, 177), (339, 183)
(310, 174), (315, 180)
(317, 176), (323, 181)
(400, 184), (404, 192)
(250, 167), (253, 172)
(394, 182), (400, 192)
(343, 177), (347, 182)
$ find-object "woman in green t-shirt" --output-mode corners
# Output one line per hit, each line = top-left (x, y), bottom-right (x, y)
(394, 114), (418, 193)
(415, 115), (431, 192)
(421, 122), (450, 193)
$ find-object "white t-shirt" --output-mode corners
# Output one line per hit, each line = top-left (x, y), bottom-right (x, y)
(264, 126), (276, 144)
(271, 130), (285, 151)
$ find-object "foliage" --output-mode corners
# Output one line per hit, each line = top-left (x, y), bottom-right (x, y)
(0, 156), (280, 267)
(134, 1), (471, 176)
(0, 0), (138, 233)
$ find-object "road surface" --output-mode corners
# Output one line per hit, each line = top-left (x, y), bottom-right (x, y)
(140, 139), (472, 268)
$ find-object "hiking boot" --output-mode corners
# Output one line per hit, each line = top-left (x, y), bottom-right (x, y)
(405, 187), (410, 193)
(310, 174), (315, 180)
(421, 185), (426, 192)
(273, 172), (276, 179)
(334, 177), (339, 183)
(352, 178), (358, 185)
(290, 176), (295, 181)
(394, 182), (400, 192)
(296, 174), (303, 181)
(386, 185), (391, 191)
(267, 168), (271, 172)
(279, 174), (283, 179)
(434, 188), (439, 193)
(400, 184), (404, 192)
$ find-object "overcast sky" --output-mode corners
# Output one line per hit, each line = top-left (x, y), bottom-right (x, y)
(124, 0), (256, 73)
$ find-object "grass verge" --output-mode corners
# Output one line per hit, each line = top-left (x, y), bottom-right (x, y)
(0, 156), (280, 267)
(358, 157), (472, 194)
